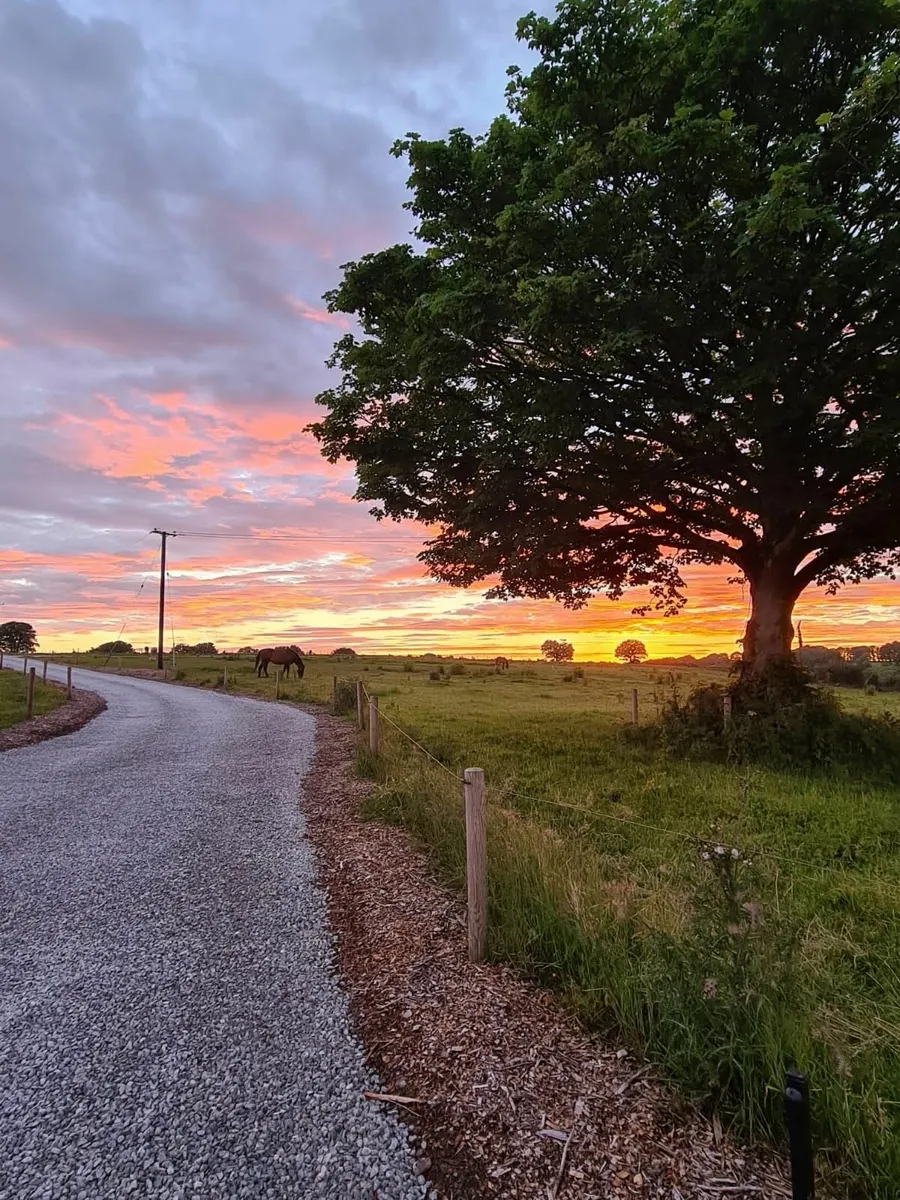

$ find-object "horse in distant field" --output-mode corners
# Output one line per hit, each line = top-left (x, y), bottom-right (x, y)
(255, 646), (305, 678)
(494, 656), (511, 672)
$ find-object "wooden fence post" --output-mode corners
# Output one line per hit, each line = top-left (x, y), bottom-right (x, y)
(66, 666), (72, 699)
(22, 657), (28, 675)
(368, 695), (379, 755)
(356, 680), (365, 729)
(223, 663), (228, 689)
(0, 651), (3, 668)
(26, 668), (36, 719)
(332, 675), (338, 714)
(464, 767), (487, 964)
(630, 687), (639, 725)
(275, 669), (281, 700)
(42, 660), (48, 683)
(723, 694), (733, 726)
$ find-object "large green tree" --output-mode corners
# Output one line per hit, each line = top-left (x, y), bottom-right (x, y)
(312, 0), (900, 676)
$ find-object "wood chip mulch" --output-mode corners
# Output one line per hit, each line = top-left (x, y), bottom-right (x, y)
(300, 709), (791, 1200)
(0, 669), (106, 753)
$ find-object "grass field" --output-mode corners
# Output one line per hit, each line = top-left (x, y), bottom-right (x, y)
(52, 651), (900, 1194)
(0, 664), (67, 729)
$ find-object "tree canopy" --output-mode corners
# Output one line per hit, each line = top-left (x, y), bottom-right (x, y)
(173, 642), (218, 656)
(0, 621), (38, 654)
(615, 638), (648, 664)
(312, 0), (900, 677)
(541, 638), (574, 662)
(92, 640), (134, 655)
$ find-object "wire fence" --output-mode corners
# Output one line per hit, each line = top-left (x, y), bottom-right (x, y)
(355, 674), (834, 1195)
(355, 679), (900, 900)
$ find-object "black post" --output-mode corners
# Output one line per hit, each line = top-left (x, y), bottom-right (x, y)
(785, 1068), (815, 1200)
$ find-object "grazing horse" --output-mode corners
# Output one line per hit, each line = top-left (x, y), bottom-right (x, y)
(494, 656), (511, 672)
(255, 646), (305, 678)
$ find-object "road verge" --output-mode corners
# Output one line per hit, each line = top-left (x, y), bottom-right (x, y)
(300, 708), (787, 1199)
(0, 669), (106, 753)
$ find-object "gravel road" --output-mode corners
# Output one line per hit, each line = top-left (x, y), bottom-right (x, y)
(0, 662), (427, 1200)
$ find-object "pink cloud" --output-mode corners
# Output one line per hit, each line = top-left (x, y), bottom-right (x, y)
(286, 297), (350, 328)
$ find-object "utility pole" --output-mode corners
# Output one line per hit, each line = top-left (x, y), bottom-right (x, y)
(151, 530), (176, 671)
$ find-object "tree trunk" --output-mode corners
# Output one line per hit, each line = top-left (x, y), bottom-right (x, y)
(742, 571), (798, 675)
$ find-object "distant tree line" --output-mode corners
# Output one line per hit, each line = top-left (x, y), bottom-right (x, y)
(796, 644), (900, 690)
(646, 652), (741, 669)
(641, 644), (900, 690)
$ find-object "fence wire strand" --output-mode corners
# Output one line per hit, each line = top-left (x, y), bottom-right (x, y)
(358, 679), (465, 782)
(355, 677), (900, 897)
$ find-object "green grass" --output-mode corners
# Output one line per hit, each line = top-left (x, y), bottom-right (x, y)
(53, 651), (900, 1194)
(0, 664), (67, 729)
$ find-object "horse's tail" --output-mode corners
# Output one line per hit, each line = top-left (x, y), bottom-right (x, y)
(254, 649), (261, 669)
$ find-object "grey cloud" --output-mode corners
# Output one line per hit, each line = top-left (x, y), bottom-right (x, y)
(0, 0), (541, 627)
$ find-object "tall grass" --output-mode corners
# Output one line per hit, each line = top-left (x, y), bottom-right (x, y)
(348, 661), (900, 1198)
(0, 666), (66, 729)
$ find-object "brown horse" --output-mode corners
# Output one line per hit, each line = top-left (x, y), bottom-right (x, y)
(255, 646), (305, 678)
(494, 656), (510, 672)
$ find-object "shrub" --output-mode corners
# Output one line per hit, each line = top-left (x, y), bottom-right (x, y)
(429, 670), (441, 681)
(655, 664), (900, 777)
(332, 679), (357, 715)
(403, 661), (415, 673)
(450, 662), (466, 676)
(828, 663), (866, 688)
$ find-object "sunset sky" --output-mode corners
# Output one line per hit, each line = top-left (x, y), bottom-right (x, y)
(1, 0), (897, 658)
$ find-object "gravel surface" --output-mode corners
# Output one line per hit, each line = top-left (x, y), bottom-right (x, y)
(0, 661), (427, 1200)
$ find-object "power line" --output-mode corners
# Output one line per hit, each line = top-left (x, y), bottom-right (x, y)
(102, 545), (161, 665)
(364, 688), (900, 898)
(172, 529), (432, 545)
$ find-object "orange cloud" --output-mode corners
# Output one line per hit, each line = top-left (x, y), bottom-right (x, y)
(286, 297), (350, 328)
(9, 383), (897, 657)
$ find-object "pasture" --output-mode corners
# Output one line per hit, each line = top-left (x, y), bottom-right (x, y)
(50, 651), (900, 1193)
(0, 666), (66, 729)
